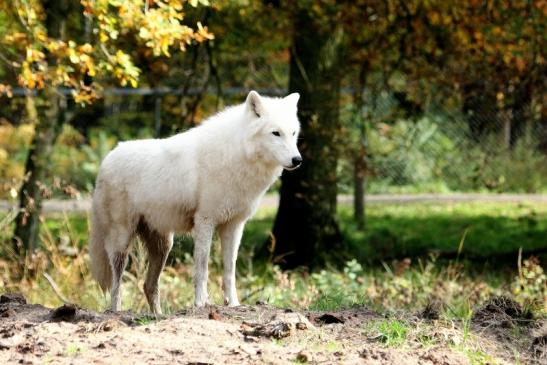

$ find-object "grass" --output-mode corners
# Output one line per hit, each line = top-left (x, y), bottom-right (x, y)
(65, 343), (86, 357)
(134, 314), (159, 325)
(339, 202), (547, 262)
(370, 319), (410, 347)
(0, 202), (545, 315)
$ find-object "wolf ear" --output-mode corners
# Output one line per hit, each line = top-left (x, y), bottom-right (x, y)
(245, 90), (264, 118)
(284, 93), (300, 106)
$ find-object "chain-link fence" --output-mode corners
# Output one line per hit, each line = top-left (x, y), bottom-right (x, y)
(340, 79), (547, 195)
(1, 75), (546, 204)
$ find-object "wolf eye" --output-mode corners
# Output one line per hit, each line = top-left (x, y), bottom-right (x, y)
(272, 131), (281, 136)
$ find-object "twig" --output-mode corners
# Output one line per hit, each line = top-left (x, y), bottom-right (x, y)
(42, 272), (69, 303)
(241, 287), (265, 303)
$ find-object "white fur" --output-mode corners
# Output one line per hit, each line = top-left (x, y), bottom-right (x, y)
(89, 91), (301, 311)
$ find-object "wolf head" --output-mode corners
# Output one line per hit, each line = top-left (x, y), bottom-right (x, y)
(244, 90), (302, 170)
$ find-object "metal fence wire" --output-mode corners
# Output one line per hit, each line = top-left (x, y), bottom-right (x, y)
(1, 69), (546, 200)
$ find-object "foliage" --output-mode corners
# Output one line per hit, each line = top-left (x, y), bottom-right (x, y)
(512, 256), (547, 310)
(0, 0), (213, 102)
(443, 137), (547, 193)
(366, 116), (456, 187)
(0, 121), (118, 197)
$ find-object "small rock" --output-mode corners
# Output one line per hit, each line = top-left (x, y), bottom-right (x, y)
(296, 350), (312, 363)
(97, 319), (125, 332)
(241, 321), (291, 339)
(208, 310), (222, 321)
(315, 313), (344, 324)
(50, 303), (77, 321)
(1, 308), (16, 318)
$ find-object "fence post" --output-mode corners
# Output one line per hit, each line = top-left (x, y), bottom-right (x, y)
(154, 95), (162, 138)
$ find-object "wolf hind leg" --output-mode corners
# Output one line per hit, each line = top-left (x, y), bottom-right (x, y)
(105, 227), (132, 312)
(138, 218), (173, 314)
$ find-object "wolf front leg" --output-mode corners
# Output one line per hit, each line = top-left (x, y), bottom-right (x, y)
(192, 216), (215, 307)
(219, 220), (245, 306)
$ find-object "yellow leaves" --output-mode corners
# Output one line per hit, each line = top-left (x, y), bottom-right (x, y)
(2, 0), (212, 104)
(3, 32), (28, 45)
(491, 26), (503, 37)
(514, 57), (526, 73)
(69, 49), (80, 64)
(0, 84), (13, 98)
(100, 31), (109, 43)
(18, 61), (45, 89)
(496, 92), (504, 101)
(112, 50), (140, 87)
(25, 48), (45, 62)
(45, 40), (66, 53)
(427, 11), (440, 25)
(189, 0), (210, 7)
(195, 21), (214, 42)
(71, 85), (100, 105)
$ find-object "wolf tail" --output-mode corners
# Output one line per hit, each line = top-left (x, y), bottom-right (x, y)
(89, 204), (112, 292)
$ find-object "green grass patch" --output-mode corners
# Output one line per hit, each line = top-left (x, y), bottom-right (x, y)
(134, 314), (159, 326)
(365, 319), (410, 347)
(3, 201), (545, 263)
(339, 202), (547, 261)
(308, 291), (362, 311)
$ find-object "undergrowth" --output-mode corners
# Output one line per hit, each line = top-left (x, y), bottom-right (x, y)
(0, 208), (545, 365)
(0, 212), (544, 318)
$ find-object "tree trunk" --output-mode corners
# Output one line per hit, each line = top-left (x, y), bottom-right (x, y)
(13, 89), (63, 254)
(12, 0), (69, 255)
(353, 154), (366, 229)
(269, 10), (345, 270)
(352, 65), (368, 230)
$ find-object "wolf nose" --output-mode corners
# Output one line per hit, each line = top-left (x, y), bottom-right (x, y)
(291, 156), (303, 168)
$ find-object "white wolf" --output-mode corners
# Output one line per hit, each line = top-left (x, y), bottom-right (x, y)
(89, 91), (301, 313)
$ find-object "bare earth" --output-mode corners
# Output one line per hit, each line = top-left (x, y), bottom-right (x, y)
(0, 294), (545, 364)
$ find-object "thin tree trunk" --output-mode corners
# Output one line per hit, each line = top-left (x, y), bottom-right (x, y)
(352, 65), (367, 230)
(269, 9), (345, 270)
(13, 89), (63, 254)
(12, 0), (69, 256)
(353, 154), (366, 229)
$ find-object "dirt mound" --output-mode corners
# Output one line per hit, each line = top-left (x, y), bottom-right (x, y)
(472, 296), (533, 327)
(0, 293), (542, 364)
(531, 322), (547, 362)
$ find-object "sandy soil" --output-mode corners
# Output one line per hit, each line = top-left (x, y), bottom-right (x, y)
(0, 293), (544, 364)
